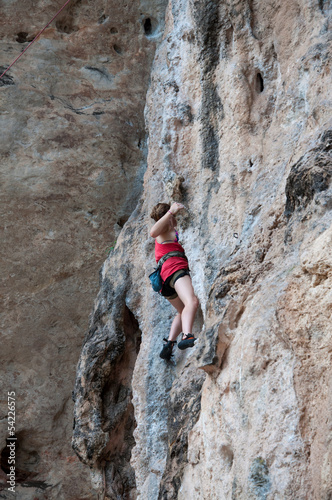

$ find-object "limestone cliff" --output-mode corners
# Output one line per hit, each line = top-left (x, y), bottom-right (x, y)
(0, 0), (167, 498)
(1, 0), (331, 499)
(73, 0), (332, 499)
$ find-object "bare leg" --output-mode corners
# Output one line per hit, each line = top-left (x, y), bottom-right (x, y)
(159, 297), (185, 360)
(174, 275), (199, 337)
(166, 297), (184, 341)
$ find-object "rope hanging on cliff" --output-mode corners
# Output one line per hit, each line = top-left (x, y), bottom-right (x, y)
(0, 0), (73, 82)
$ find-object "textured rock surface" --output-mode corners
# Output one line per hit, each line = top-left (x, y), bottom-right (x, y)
(0, 0), (167, 498)
(1, 0), (331, 498)
(73, 0), (332, 498)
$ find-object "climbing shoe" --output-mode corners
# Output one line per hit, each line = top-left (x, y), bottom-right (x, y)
(160, 338), (177, 360)
(178, 334), (197, 350)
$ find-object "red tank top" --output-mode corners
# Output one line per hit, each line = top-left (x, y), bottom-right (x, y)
(155, 241), (189, 282)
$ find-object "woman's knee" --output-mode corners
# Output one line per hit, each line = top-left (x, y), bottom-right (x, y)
(185, 295), (199, 311)
(192, 295), (199, 311)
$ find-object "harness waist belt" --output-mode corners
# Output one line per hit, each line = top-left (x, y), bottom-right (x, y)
(157, 251), (187, 268)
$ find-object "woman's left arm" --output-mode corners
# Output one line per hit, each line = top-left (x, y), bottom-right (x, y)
(149, 202), (185, 238)
(150, 211), (173, 238)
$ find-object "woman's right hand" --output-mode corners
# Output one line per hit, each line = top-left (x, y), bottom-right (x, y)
(169, 202), (185, 215)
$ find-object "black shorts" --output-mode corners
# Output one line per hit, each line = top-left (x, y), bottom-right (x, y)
(161, 269), (190, 300)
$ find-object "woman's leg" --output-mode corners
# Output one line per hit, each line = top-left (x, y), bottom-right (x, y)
(159, 297), (185, 360)
(173, 275), (199, 337)
(166, 297), (184, 341)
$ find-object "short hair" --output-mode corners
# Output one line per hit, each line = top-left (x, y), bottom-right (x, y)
(150, 203), (170, 222)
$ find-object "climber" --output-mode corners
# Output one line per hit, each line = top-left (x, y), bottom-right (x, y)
(150, 202), (199, 360)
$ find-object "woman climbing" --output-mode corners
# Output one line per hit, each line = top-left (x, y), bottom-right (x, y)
(150, 202), (199, 360)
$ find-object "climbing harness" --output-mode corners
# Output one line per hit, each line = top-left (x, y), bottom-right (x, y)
(0, 0), (73, 82)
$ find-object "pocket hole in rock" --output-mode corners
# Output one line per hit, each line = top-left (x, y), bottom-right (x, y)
(16, 32), (29, 43)
(113, 44), (122, 54)
(256, 72), (264, 93)
(144, 18), (152, 34)
(143, 17), (158, 37)
(110, 27), (118, 34)
(117, 216), (129, 227)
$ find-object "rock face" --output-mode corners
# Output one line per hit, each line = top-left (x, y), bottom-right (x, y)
(72, 0), (332, 499)
(0, 0), (167, 498)
(1, 0), (331, 499)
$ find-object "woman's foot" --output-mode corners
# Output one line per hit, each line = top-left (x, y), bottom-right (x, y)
(178, 334), (197, 350)
(160, 338), (177, 360)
